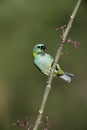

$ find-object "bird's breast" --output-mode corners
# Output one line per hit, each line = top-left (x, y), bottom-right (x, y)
(34, 54), (53, 75)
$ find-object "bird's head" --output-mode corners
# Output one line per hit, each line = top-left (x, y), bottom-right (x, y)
(33, 43), (46, 58)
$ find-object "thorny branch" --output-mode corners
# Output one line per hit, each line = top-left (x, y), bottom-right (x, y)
(32, 1), (82, 130)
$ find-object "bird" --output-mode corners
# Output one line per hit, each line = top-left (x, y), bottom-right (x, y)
(33, 43), (74, 83)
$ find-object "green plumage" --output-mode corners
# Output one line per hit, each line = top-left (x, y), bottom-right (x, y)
(33, 43), (74, 83)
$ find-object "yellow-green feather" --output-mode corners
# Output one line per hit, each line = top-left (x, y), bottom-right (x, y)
(33, 52), (37, 58)
(56, 64), (64, 75)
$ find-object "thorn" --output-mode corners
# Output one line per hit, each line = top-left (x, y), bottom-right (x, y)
(43, 116), (51, 130)
(56, 25), (66, 31)
(66, 38), (79, 48)
(59, 35), (65, 44)
(12, 117), (33, 130)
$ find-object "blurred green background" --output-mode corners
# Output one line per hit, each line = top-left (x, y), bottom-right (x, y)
(0, 0), (87, 130)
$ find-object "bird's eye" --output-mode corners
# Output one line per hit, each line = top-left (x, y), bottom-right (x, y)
(37, 46), (41, 49)
(37, 45), (46, 50)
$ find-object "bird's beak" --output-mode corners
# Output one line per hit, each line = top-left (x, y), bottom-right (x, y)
(41, 46), (46, 50)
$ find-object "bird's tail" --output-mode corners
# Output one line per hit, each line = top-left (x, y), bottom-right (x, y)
(59, 72), (74, 83)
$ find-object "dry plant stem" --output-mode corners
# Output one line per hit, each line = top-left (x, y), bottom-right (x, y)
(33, 1), (82, 130)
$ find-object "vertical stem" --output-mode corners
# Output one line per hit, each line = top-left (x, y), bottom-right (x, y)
(33, 1), (82, 130)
